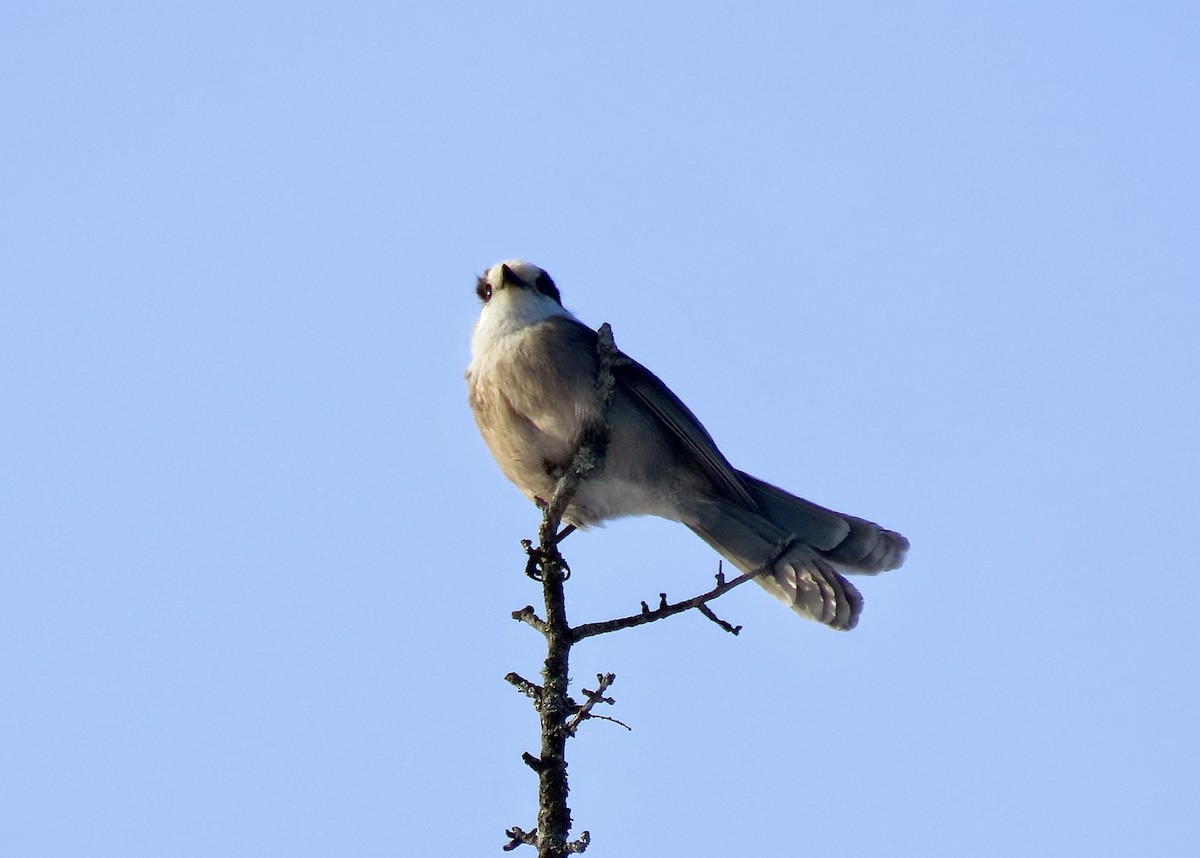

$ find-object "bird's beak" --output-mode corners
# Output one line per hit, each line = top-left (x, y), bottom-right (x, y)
(500, 264), (520, 289)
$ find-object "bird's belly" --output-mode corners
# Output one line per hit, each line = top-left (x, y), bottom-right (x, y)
(566, 474), (684, 528)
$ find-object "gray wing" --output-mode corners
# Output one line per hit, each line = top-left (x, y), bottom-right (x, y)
(605, 337), (756, 509)
(545, 317), (756, 508)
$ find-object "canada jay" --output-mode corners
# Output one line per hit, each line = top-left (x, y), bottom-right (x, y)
(466, 260), (908, 630)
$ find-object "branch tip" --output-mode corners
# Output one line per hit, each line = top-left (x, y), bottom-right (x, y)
(566, 830), (592, 853)
(503, 826), (538, 852)
(505, 672), (542, 700)
(521, 752), (544, 772)
(554, 524), (577, 544)
(570, 564), (762, 640)
(511, 606), (549, 634)
(697, 602), (742, 635)
(505, 322), (625, 853)
(565, 673), (619, 737)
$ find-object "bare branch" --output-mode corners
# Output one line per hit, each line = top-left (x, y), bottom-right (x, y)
(565, 673), (617, 737)
(503, 826), (538, 852)
(506, 672), (543, 701)
(522, 752), (544, 772)
(696, 602), (743, 635)
(500, 323), (625, 857)
(511, 605), (549, 634)
(565, 831), (592, 854)
(569, 563), (764, 641)
(580, 713), (632, 732)
(505, 323), (661, 855)
(554, 524), (577, 544)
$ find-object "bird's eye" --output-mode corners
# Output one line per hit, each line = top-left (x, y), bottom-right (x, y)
(475, 276), (493, 302)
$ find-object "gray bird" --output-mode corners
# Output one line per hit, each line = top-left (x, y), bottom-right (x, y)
(466, 260), (908, 630)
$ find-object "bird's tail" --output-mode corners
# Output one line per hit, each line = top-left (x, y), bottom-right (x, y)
(685, 477), (908, 631)
(736, 472), (909, 574)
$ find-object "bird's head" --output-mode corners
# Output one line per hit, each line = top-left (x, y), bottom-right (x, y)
(476, 260), (562, 307)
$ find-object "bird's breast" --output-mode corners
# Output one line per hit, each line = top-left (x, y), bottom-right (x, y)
(467, 329), (590, 504)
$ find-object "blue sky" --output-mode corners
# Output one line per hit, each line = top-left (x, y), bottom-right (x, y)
(3, 2), (1198, 855)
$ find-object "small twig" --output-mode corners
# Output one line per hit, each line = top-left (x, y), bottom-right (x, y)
(580, 713), (631, 732)
(570, 564), (759, 641)
(522, 752), (544, 772)
(506, 672), (543, 700)
(565, 673), (617, 737)
(565, 831), (592, 854)
(555, 525), (577, 544)
(503, 826), (538, 852)
(696, 602), (743, 635)
(511, 606), (549, 634)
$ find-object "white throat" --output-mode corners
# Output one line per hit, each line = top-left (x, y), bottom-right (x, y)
(470, 287), (575, 362)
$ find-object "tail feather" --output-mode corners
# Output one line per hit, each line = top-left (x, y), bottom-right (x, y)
(737, 472), (909, 574)
(758, 552), (863, 630)
(686, 501), (863, 630)
(684, 476), (908, 630)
